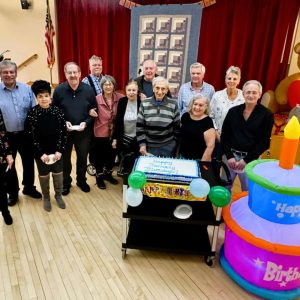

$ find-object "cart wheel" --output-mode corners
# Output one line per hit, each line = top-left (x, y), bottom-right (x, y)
(86, 164), (96, 176)
(204, 256), (215, 267)
(122, 249), (127, 259)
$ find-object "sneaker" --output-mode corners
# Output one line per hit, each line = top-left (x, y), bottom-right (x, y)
(96, 176), (106, 189)
(104, 173), (118, 185)
(2, 212), (13, 225)
(23, 187), (42, 199)
(76, 182), (90, 193)
(62, 186), (71, 196)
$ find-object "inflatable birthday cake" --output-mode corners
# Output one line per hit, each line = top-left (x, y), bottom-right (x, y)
(134, 156), (200, 183)
(220, 117), (300, 300)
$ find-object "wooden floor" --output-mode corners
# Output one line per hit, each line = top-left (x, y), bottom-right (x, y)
(0, 156), (260, 300)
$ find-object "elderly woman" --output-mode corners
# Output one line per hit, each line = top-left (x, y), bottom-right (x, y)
(112, 79), (140, 175)
(210, 66), (245, 140)
(179, 94), (215, 161)
(210, 66), (245, 161)
(92, 75), (123, 189)
(0, 109), (13, 225)
(136, 76), (180, 157)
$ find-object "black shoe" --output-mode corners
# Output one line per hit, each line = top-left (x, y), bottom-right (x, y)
(104, 173), (118, 185)
(96, 176), (106, 189)
(62, 186), (71, 196)
(7, 195), (18, 207)
(23, 187), (42, 199)
(2, 211), (13, 225)
(77, 182), (90, 193)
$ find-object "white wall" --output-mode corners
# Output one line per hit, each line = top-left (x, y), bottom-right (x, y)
(0, 0), (58, 84)
(0, 1), (299, 84)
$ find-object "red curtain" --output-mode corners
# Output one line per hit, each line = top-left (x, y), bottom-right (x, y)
(55, 0), (300, 92)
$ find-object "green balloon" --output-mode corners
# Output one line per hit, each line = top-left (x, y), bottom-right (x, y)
(128, 171), (147, 189)
(208, 186), (231, 207)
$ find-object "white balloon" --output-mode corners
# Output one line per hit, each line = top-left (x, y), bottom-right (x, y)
(189, 178), (210, 198)
(126, 187), (143, 207)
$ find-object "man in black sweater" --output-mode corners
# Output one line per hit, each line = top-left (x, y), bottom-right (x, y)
(52, 62), (97, 195)
(221, 80), (273, 192)
(135, 60), (172, 100)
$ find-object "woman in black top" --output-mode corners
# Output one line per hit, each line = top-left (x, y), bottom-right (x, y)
(0, 109), (13, 225)
(179, 94), (215, 161)
(112, 79), (141, 175)
(25, 80), (67, 212)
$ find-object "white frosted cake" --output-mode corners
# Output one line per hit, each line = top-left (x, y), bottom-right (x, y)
(134, 156), (200, 183)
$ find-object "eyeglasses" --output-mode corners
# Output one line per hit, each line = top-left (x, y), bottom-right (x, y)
(66, 71), (79, 75)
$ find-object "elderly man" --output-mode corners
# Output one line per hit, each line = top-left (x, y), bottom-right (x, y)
(82, 55), (104, 96)
(0, 60), (42, 206)
(137, 76), (180, 157)
(178, 62), (215, 115)
(135, 59), (171, 100)
(221, 80), (273, 192)
(52, 62), (97, 195)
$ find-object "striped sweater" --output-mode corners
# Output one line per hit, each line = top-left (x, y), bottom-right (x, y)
(136, 96), (180, 148)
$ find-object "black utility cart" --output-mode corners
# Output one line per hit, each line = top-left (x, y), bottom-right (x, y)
(122, 160), (231, 267)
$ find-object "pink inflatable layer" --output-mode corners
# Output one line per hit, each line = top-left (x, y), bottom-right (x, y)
(224, 226), (300, 290)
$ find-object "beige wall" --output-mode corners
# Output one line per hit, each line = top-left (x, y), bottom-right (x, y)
(0, 0), (58, 84)
(0, 1), (299, 84)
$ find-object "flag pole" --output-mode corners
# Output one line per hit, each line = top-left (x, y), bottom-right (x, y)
(49, 65), (53, 87)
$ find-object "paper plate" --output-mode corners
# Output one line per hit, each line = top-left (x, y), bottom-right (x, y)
(173, 204), (193, 219)
(71, 125), (80, 131)
(45, 154), (56, 165)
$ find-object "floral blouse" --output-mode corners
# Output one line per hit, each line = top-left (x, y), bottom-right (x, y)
(0, 110), (11, 165)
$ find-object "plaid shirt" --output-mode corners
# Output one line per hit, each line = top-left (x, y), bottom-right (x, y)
(82, 74), (102, 95)
(178, 81), (215, 116)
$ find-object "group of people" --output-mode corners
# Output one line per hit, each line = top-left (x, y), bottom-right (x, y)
(0, 56), (273, 223)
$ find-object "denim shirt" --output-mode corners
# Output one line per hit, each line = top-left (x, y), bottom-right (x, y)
(0, 82), (35, 132)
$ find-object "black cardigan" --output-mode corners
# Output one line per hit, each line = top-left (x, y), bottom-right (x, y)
(112, 96), (141, 145)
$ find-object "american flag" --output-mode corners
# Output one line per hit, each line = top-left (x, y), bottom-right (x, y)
(45, 0), (55, 68)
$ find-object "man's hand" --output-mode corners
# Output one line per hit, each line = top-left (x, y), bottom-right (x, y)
(78, 122), (86, 131)
(227, 157), (237, 169)
(89, 108), (98, 117)
(6, 154), (14, 168)
(236, 159), (246, 171)
(112, 139), (117, 149)
(66, 121), (73, 131)
(140, 93), (147, 101)
(139, 145), (147, 156)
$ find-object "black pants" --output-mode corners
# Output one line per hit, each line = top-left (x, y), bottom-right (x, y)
(63, 130), (91, 187)
(0, 165), (10, 215)
(94, 137), (116, 174)
(7, 131), (35, 196)
(118, 138), (139, 175)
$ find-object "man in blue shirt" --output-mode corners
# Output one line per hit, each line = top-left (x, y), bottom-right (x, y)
(82, 55), (103, 96)
(178, 62), (215, 116)
(0, 60), (42, 206)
